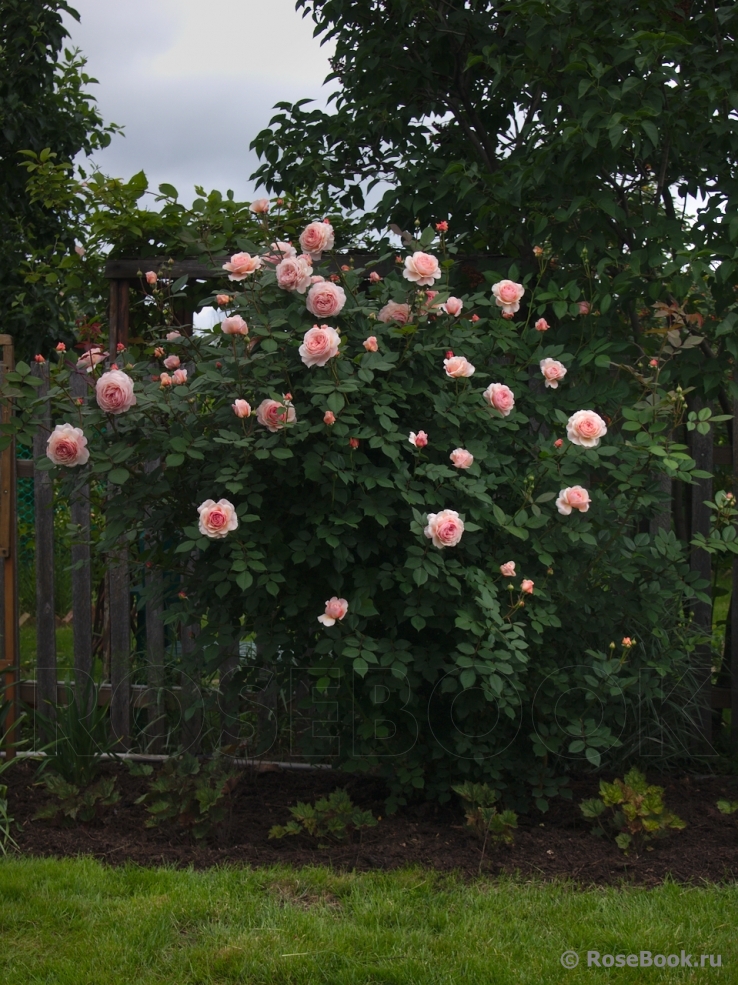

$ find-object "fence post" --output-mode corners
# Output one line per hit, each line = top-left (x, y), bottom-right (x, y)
(145, 567), (166, 752)
(732, 397), (738, 751)
(219, 640), (240, 749)
(108, 530), (130, 751)
(689, 396), (713, 750)
(69, 370), (93, 695)
(31, 362), (56, 723)
(0, 335), (18, 757)
(180, 622), (202, 754)
(649, 473), (672, 537)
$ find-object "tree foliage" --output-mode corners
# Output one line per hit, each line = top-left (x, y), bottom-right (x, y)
(0, 0), (117, 357)
(252, 0), (738, 402)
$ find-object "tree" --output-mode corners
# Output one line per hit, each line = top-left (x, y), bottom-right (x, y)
(252, 0), (738, 399)
(0, 0), (117, 358)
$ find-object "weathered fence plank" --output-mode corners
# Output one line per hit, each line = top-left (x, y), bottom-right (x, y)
(689, 397), (714, 750)
(733, 397), (738, 750)
(108, 543), (131, 750)
(144, 567), (166, 752)
(31, 362), (56, 723)
(180, 622), (201, 753)
(69, 371), (93, 692)
(0, 335), (18, 757)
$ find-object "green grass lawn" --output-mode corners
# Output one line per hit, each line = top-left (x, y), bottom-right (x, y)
(19, 625), (74, 679)
(0, 859), (736, 984)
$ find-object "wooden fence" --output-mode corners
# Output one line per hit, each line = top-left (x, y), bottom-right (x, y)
(1, 263), (738, 761)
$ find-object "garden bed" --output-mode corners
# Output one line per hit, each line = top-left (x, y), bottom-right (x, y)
(5, 763), (738, 887)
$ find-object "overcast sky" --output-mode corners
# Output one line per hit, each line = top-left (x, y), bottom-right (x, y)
(63, 0), (335, 204)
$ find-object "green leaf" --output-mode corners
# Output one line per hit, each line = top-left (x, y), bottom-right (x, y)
(108, 468), (130, 484)
(166, 453), (185, 467)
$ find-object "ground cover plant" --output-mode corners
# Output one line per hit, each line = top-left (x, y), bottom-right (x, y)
(579, 767), (686, 854)
(0, 857), (736, 984)
(269, 788), (378, 845)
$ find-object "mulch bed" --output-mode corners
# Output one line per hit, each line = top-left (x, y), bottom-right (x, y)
(4, 762), (738, 887)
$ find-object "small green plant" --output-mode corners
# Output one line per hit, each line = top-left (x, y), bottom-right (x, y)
(452, 781), (518, 872)
(580, 767), (686, 854)
(269, 788), (377, 846)
(35, 679), (119, 788)
(34, 773), (119, 824)
(136, 753), (242, 843)
(717, 799), (738, 817)
(0, 783), (17, 854)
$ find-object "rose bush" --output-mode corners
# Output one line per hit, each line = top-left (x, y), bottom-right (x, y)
(5, 213), (713, 810)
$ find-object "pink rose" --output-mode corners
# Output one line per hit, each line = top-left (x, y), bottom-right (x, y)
(276, 255), (313, 294)
(450, 448), (474, 469)
(221, 315), (249, 336)
(197, 498), (239, 539)
(499, 561), (516, 577)
(436, 220), (449, 232)
(363, 336), (378, 352)
(233, 399), (251, 418)
(172, 368), (188, 385)
(311, 275), (325, 284)
(323, 410), (336, 425)
(535, 318), (549, 332)
(159, 372), (172, 387)
(409, 430), (428, 448)
(521, 579), (534, 594)
(299, 324), (341, 367)
(539, 358), (567, 389)
(378, 301), (411, 325)
(403, 251), (442, 287)
(95, 369), (137, 414)
(444, 355), (475, 378)
(163, 354), (180, 370)
(55, 342), (66, 352)
(318, 596), (348, 627)
(145, 271), (157, 286)
(263, 241), (297, 264)
(216, 294), (232, 305)
(483, 383), (515, 417)
(250, 197), (270, 214)
(306, 281), (346, 318)
(256, 398), (296, 432)
(578, 301), (591, 315)
(492, 279), (525, 314)
(369, 271), (382, 283)
(556, 485), (591, 515)
(76, 347), (108, 373)
(424, 509), (464, 549)
(566, 410), (607, 448)
(166, 330), (182, 340)
(444, 297), (464, 316)
(46, 423), (89, 467)
(299, 220), (335, 259)
(554, 438), (563, 448)
(222, 252), (262, 281)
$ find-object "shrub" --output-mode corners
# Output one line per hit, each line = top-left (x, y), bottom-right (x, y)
(34, 773), (119, 824)
(4, 212), (715, 808)
(452, 781), (518, 846)
(135, 753), (242, 843)
(580, 767), (686, 854)
(269, 788), (377, 845)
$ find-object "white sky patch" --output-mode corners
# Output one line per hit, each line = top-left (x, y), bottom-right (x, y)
(64, 0), (334, 203)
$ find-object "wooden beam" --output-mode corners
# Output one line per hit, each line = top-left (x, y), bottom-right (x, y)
(104, 253), (508, 281)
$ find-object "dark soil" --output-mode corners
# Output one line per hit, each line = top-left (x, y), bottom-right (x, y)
(4, 762), (738, 887)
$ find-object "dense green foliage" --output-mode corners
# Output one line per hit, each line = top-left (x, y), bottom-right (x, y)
(0, 0), (116, 357)
(4, 202), (722, 807)
(253, 0), (738, 403)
